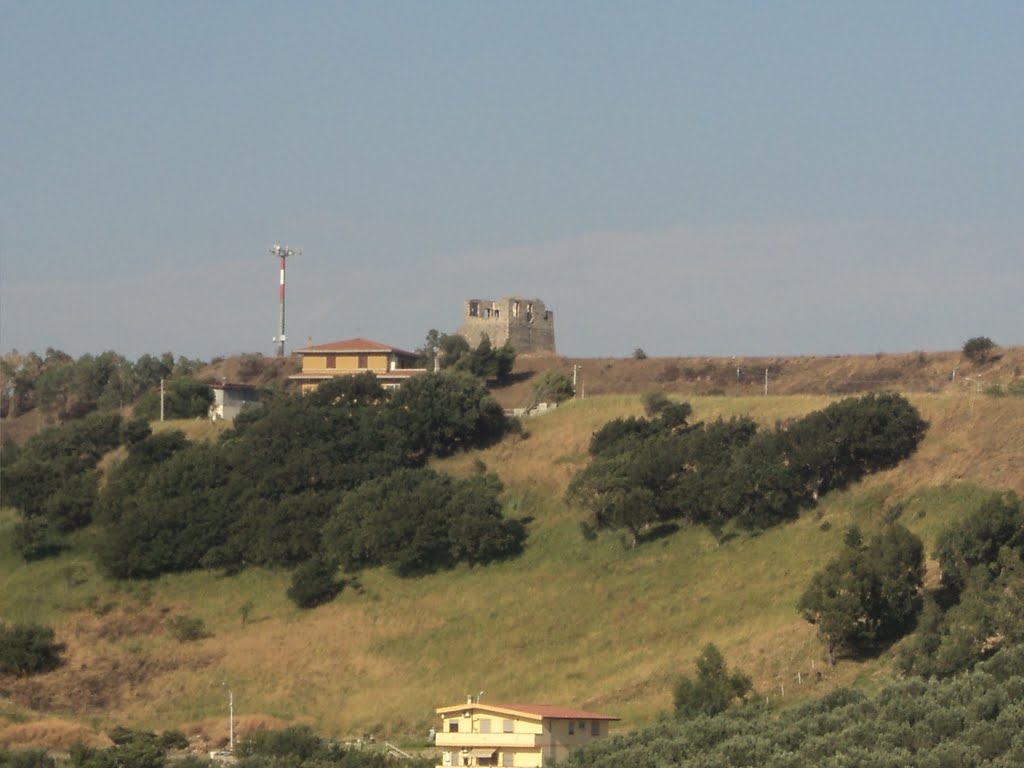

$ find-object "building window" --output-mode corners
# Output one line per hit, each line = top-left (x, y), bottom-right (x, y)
(326, 355), (336, 369)
(479, 719), (490, 734)
(590, 721), (600, 737)
(358, 354), (368, 368)
(448, 721), (459, 733)
(568, 722), (575, 736)
(502, 720), (513, 733)
(502, 752), (513, 767)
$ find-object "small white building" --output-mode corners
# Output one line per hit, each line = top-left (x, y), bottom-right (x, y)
(209, 382), (261, 421)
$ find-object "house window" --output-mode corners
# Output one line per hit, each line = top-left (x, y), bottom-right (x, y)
(326, 355), (337, 369)
(479, 719), (490, 734)
(358, 354), (368, 368)
(448, 721), (459, 733)
(568, 722), (575, 736)
(502, 752), (513, 767)
(502, 720), (513, 733)
(590, 721), (600, 737)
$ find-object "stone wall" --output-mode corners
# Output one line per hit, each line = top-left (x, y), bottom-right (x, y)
(458, 297), (556, 354)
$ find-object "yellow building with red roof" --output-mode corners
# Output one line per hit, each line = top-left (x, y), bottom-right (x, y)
(289, 337), (426, 393)
(434, 698), (618, 767)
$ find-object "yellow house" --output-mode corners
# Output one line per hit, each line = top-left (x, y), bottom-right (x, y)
(289, 337), (426, 393)
(434, 699), (618, 767)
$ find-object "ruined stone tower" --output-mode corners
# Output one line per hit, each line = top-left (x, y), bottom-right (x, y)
(458, 297), (556, 354)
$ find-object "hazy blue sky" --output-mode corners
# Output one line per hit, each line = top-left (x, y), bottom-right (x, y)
(2, 2), (1021, 360)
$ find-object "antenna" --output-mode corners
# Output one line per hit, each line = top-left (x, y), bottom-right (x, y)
(270, 243), (301, 357)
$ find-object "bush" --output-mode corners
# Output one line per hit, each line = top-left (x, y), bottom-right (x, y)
(287, 556), (342, 609)
(963, 336), (997, 364)
(0, 749), (57, 768)
(0, 623), (64, 676)
(530, 371), (575, 406)
(165, 615), (210, 642)
(674, 644), (752, 718)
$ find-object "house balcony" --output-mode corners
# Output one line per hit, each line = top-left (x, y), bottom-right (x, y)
(434, 732), (542, 749)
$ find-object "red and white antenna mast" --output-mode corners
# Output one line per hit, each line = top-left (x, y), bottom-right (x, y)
(270, 243), (301, 357)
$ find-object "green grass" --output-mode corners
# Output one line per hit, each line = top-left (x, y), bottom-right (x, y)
(0, 392), (1021, 745)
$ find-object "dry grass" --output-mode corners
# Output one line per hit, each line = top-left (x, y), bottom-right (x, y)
(0, 720), (112, 750)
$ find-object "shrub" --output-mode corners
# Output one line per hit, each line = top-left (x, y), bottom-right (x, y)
(963, 336), (997, 364)
(165, 615), (210, 643)
(530, 371), (575, 406)
(287, 556), (342, 609)
(0, 623), (64, 676)
(674, 644), (752, 719)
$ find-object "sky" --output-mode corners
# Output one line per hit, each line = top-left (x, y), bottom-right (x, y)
(2, 2), (1022, 361)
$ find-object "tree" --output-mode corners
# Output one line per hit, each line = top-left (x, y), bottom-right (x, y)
(673, 644), (752, 719)
(962, 336), (997, 364)
(385, 371), (508, 459)
(798, 525), (924, 664)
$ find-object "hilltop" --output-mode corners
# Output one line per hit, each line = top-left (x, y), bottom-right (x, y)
(0, 348), (1023, 751)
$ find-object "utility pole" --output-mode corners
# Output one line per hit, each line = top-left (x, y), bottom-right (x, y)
(160, 378), (165, 421)
(270, 243), (301, 357)
(222, 683), (235, 752)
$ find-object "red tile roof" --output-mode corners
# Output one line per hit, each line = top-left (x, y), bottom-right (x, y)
(436, 702), (619, 721)
(295, 337), (418, 357)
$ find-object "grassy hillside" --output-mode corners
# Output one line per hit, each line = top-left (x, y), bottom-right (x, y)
(1, 385), (1022, 750)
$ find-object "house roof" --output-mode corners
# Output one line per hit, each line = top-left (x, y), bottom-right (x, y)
(288, 368), (426, 382)
(435, 703), (619, 721)
(295, 337), (418, 357)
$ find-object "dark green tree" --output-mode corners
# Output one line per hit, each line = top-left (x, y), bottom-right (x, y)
(798, 524), (925, 664)
(385, 371), (507, 459)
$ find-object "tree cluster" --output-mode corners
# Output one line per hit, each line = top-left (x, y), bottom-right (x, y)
(798, 525), (925, 664)
(899, 492), (1024, 678)
(235, 724), (434, 768)
(66, 728), (202, 768)
(567, 644), (1024, 768)
(1, 348), (203, 421)
(416, 331), (516, 382)
(568, 393), (927, 544)
(0, 411), (125, 559)
(94, 372), (525, 590)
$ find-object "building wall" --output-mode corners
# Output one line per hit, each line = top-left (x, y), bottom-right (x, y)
(436, 709), (606, 767)
(300, 352), (392, 373)
(458, 297), (555, 354)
